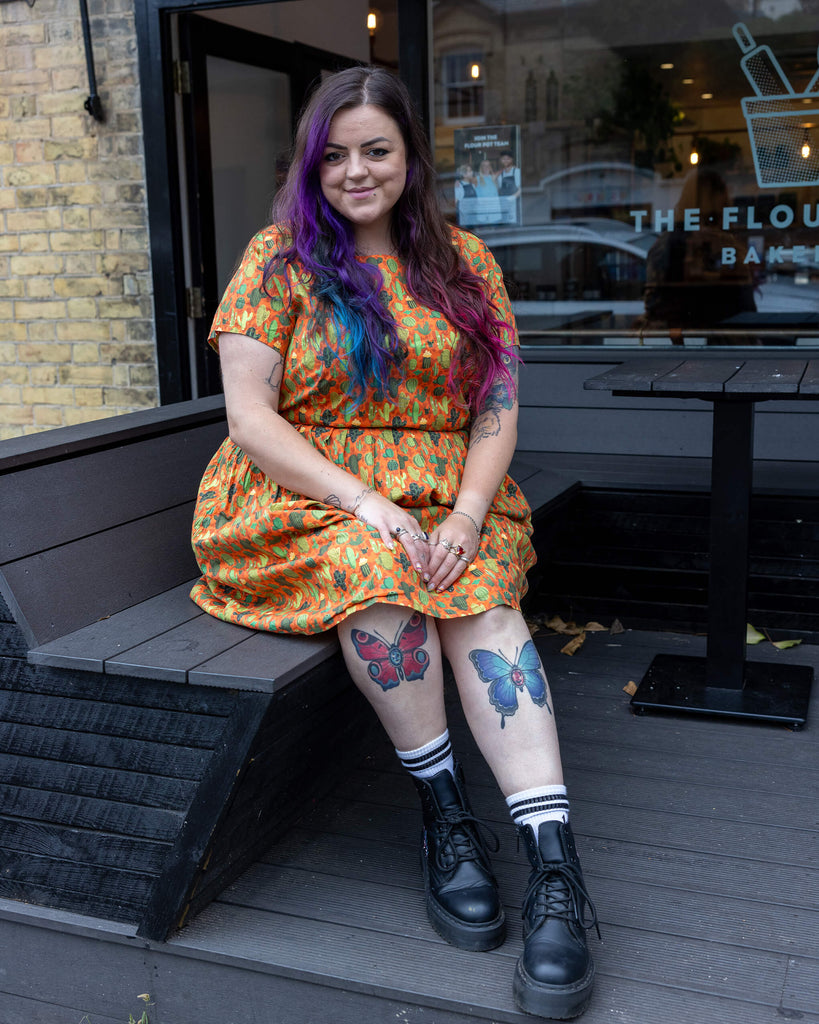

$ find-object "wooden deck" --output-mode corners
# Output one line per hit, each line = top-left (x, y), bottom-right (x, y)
(3, 627), (817, 1024)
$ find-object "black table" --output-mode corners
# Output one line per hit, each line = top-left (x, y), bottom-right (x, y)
(584, 357), (819, 728)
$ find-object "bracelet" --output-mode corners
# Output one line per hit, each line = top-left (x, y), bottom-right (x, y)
(351, 486), (374, 516)
(450, 510), (482, 536)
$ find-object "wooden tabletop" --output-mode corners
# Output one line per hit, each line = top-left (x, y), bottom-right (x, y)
(584, 358), (819, 398)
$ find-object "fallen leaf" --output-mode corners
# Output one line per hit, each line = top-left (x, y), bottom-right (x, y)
(772, 638), (802, 649)
(623, 680), (639, 696)
(746, 623), (765, 645)
(610, 618), (625, 635)
(560, 632), (586, 656)
(584, 621), (607, 632)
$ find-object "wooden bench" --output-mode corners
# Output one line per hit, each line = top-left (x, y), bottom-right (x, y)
(0, 396), (579, 940)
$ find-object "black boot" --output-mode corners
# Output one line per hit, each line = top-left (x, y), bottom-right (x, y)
(413, 765), (506, 951)
(514, 820), (599, 1020)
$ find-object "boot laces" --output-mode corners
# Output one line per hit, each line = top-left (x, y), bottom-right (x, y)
(523, 862), (601, 940)
(433, 807), (500, 873)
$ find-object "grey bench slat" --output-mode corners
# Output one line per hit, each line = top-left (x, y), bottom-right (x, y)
(189, 631), (340, 693)
(105, 614), (256, 683)
(724, 359), (808, 394)
(2, 503), (200, 647)
(652, 358), (744, 392)
(28, 582), (202, 672)
(0, 423), (225, 562)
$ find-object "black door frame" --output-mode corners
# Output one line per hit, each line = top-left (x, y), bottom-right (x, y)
(134, 0), (430, 405)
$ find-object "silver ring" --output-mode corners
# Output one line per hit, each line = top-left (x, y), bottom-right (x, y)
(393, 525), (405, 536)
(457, 555), (470, 563)
(410, 533), (425, 541)
(440, 538), (452, 551)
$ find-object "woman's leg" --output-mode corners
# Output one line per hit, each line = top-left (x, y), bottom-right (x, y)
(338, 604), (505, 950)
(438, 606), (598, 1019)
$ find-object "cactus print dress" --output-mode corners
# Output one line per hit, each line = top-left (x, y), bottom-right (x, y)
(189, 226), (535, 634)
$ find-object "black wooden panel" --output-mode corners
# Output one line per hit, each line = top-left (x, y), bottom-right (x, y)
(724, 359), (807, 394)
(1, 502), (200, 646)
(105, 613), (256, 682)
(189, 629), (339, 691)
(582, 358), (684, 392)
(0, 422), (225, 563)
(800, 359), (819, 393)
(0, 815), (169, 872)
(652, 359), (744, 392)
(28, 581), (204, 672)
(0, 622), (27, 660)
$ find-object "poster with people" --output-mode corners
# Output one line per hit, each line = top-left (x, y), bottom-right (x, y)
(453, 126), (522, 227)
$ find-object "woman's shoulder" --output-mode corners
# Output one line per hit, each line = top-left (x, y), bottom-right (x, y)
(244, 223), (294, 261)
(448, 226), (497, 273)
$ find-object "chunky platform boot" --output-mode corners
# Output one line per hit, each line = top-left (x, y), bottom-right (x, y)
(514, 820), (600, 1020)
(413, 765), (506, 951)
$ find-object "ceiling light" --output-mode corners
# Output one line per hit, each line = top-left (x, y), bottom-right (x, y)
(701, 92), (713, 100)
(660, 63), (674, 70)
(683, 78), (694, 85)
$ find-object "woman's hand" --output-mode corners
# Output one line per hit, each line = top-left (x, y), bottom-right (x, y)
(353, 489), (431, 576)
(425, 512), (482, 592)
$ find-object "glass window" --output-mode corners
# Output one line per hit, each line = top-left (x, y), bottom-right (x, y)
(432, 0), (819, 348)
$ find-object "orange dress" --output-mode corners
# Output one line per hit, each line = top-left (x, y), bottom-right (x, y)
(190, 226), (535, 634)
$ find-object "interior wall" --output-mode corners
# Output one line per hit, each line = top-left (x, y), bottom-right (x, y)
(201, 1), (371, 62)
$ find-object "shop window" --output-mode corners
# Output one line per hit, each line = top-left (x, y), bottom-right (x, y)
(433, 0), (819, 349)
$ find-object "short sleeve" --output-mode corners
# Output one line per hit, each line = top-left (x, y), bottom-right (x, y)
(207, 227), (297, 356)
(452, 227), (519, 348)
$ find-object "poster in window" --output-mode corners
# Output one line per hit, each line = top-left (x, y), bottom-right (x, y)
(453, 125), (521, 227)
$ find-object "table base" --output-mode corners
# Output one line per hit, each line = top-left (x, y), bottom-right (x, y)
(631, 654), (812, 729)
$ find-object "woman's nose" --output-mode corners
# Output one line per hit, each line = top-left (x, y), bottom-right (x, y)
(346, 154), (367, 180)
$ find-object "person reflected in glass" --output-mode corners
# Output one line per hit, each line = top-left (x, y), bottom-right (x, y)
(454, 162), (478, 226)
(190, 66), (599, 1019)
(495, 149), (522, 224)
(640, 167), (758, 345)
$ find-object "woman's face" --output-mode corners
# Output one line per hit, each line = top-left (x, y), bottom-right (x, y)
(500, 153), (514, 168)
(319, 104), (408, 240)
(480, 160), (492, 174)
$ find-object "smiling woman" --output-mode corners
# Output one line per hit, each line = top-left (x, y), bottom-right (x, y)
(189, 64), (600, 1021)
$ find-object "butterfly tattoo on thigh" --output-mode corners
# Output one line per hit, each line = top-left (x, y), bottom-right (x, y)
(351, 612), (430, 691)
(469, 640), (552, 728)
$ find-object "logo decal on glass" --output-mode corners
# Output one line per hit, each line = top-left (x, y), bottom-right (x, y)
(734, 22), (819, 189)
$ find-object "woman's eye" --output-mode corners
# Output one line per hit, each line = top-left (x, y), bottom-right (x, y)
(367, 148), (388, 158)
(324, 152), (343, 163)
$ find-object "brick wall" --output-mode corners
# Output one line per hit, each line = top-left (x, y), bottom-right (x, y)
(0, 0), (157, 438)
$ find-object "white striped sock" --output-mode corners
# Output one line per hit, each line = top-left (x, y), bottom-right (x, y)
(506, 785), (570, 828)
(396, 729), (455, 779)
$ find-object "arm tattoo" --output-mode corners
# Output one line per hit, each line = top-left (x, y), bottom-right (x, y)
(265, 353), (284, 395)
(470, 357), (518, 447)
(323, 494), (342, 509)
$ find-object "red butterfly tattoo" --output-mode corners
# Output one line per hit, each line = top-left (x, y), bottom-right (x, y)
(350, 612), (430, 691)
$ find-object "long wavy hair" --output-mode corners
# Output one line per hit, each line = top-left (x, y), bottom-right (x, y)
(266, 65), (515, 410)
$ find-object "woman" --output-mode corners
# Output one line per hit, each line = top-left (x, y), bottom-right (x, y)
(191, 66), (598, 1020)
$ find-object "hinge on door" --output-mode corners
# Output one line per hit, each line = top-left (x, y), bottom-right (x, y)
(185, 286), (204, 319)
(173, 60), (191, 95)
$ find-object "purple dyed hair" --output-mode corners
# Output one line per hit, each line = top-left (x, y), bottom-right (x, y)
(266, 65), (515, 410)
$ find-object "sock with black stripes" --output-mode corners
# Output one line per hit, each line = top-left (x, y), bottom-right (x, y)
(396, 729), (455, 780)
(506, 784), (570, 829)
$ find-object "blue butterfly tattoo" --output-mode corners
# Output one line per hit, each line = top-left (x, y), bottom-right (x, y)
(469, 641), (552, 728)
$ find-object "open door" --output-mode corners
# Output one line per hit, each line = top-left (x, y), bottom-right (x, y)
(177, 13), (357, 396)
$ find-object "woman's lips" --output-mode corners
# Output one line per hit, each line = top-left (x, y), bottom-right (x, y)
(347, 187), (376, 198)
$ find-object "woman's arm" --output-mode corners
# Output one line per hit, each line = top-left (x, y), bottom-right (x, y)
(219, 332), (430, 570)
(425, 356), (519, 591)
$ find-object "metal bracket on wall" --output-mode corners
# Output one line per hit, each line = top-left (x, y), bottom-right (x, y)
(79, 0), (104, 121)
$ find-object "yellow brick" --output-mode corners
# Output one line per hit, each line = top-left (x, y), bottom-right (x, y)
(99, 253), (150, 275)
(10, 253), (63, 276)
(100, 343), (155, 364)
(103, 387), (157, 408)
(38, 91), (87, 116)
(0, 97), (8, 118)
(25, 278), (53, 299)
(75, 387), (104, 406)
(0, 24), (47, 46)
(7, 209), (61, 232)
(56, 161), (89, 184)
(43, 138), (96, 161)
(17, 343), (71, 363)
(0, 189), (15, 210)
(21, 386), (75, 404)
(67, 298), (97, 318)
(1, 366), (28, 385)
(1, 323), (26, 343)
(62, 207), (91, 230)
(112, 364), (129, 387)
(130, 365), (157, 387)
(0, 343), (18, 363)
(64, 406), (117, 426)
(14, 140), (42, 162)
(0, 385), (21, 404)
(26, 322), (56, 341)
(49, 184), (102, 206)
(0, 279), (25, 297)
(55, 320), (110, 342)
(54, 277), (107, 298)
(50, 115), (89, 138)
(49, 230), (104, 252)
(7, 164), (57, 187)
(97, 297), (149, 319)
(18, 233), (48, 253)
(29, 365), (57, 386)
(33, 406), (64, 426)
(34, 44), (84, 71)
(0, 236), (19, 253)
(59, 364), (112, 385)
(71, 343), (99, 363)
(0, 116), (51, 141)
(0, 300), (12, 318)
(91, 206), (146, 229)
(17, 188), (49, 208)
(0, 404), (33, 425)
(0, 427), (26, 440)
(51, 68), (86, 92)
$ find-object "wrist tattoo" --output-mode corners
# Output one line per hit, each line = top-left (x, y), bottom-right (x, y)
(324, 494), (342, 509)
(350, 485), (375, 517)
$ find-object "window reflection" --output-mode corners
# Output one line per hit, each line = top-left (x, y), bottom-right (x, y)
(432, 0), (819, 347)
